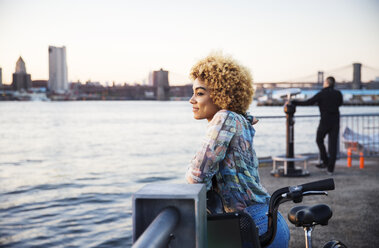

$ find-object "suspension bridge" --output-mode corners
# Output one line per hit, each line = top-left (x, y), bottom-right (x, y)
(167, 63), (379, 90)
(254, 63), (379, 90)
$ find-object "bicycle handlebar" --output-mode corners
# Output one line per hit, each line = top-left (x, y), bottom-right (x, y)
(298, 178), (335, 192)
(259, 178), (335, 247)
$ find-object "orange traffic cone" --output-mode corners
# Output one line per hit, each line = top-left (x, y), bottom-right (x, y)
(359, 152), (364, 169)
(347, 148), (352, 168)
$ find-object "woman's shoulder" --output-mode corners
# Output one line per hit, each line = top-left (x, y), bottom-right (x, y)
(213, 109), (239, 119)
(216, 110), (249, 123)
(209, 110), (235, 124)
(207, 110), (233, 127)
(210, 110), (246, 129)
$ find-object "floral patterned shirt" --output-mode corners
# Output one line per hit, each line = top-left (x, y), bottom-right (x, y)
(186, 110), (270, 212)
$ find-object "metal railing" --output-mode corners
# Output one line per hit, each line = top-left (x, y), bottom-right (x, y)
(132, 207), (180, 248)
(132, 184), (207, 248)
(340, 113), (379, 157)
(256, 113), (379, 158)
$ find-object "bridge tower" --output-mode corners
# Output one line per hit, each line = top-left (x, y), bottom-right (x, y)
(352, 63), (362, 89)
(153, 68), (170, 101)
(317, 71), (324, 87)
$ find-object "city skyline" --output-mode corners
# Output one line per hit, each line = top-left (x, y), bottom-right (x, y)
(0, 0), (379, 86)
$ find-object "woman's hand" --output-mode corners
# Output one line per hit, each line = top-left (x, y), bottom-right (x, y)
(244, 113), (259, 125)
(252, 117), (259, 125)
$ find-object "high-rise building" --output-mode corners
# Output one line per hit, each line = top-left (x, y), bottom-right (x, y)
(48, 46), (68, 93)
(11, 57), (31, 91)
(148, 71), (153, 86)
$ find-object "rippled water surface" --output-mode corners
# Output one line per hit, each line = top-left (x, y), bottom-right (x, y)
(0, 101), (377, 247)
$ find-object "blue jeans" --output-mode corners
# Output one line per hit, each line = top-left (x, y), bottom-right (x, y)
(244, 203), (290, 248)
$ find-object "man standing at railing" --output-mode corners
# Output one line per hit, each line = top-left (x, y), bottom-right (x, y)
(289, 76), (343, 175)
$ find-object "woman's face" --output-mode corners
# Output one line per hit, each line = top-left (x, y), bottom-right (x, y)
(189, 78), (220, 122)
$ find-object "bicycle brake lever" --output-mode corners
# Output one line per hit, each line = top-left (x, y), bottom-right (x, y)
(302, 191), (328, 196)
(281, 191), (328, 202)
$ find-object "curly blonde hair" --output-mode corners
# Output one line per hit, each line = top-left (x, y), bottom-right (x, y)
(190, 53), (254, 114)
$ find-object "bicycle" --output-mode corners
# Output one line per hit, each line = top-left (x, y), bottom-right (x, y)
(207, 178), (347, 248)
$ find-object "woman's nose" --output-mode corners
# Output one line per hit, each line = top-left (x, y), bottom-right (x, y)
(189, 95), (196, 104)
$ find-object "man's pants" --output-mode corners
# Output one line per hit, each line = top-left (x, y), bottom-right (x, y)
(316, 121), (339, 172)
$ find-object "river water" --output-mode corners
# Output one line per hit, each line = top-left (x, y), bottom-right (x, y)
(0, 101), (377, 247)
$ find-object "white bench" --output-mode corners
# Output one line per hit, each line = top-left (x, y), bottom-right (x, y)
(271, 155), (310, 176)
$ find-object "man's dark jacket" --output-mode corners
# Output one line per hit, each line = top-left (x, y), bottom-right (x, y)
(293, 87), (343, 123)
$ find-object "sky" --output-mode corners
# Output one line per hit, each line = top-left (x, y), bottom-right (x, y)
(0, 0), (379, 86)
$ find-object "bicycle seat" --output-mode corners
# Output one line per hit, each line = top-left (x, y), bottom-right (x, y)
(288, 204), (332, 227)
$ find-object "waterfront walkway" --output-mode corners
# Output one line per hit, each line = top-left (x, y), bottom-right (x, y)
(259, 156), (379, 248)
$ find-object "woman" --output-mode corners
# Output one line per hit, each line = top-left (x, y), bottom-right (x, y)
(186, 53), (290, 247)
